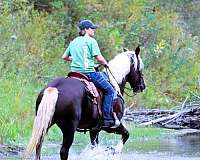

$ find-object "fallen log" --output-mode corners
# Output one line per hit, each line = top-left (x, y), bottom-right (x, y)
(124, 95), (200, 130)
(139, 112), (179, 126)
(138, 102), (200, 129)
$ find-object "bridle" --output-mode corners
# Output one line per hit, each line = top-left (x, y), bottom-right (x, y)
(105, 55), (140, 97)
(123, 53), (142, 97)
(123, 86), (137, 97)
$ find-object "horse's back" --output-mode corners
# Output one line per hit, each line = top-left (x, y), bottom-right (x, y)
(48, 77), (85, 98)
(37, 77), (86, 119)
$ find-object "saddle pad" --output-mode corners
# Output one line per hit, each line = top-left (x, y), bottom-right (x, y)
(68, 72), (99, 98)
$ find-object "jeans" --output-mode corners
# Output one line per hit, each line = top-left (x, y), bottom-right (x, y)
(85, 72), (115, 121)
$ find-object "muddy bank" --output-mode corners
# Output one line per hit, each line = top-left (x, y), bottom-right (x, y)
(0, 144), (23, 158)
(124, 101), (200, 130)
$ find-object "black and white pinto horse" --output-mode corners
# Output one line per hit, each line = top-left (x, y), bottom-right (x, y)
(24, 47), (145, 160)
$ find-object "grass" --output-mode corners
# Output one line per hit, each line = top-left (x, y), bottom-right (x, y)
(0, 73), (42, 144)
(123, 123), (170, 152)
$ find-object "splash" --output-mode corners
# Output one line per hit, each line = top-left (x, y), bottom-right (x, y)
(70, 141), (123, 160)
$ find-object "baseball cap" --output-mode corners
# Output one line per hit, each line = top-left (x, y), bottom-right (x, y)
(78, 20), (98, 30)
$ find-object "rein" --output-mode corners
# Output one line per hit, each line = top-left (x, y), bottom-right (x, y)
(105, 67), (117, 85)
(123, 86), (136, 97)
(105, 67), (135, 97)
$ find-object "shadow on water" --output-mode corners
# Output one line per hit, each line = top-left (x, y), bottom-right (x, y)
(1, 128), (200, 159)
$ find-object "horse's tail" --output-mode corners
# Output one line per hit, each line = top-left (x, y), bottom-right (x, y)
(24, 87), (58, 158)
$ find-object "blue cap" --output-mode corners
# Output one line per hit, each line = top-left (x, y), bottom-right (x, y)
(78, 20), (98, 30)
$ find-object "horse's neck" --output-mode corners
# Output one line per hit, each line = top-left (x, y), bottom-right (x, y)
(107, 53), (131, 95)
(107, 72), (121, 95)
(118, 77), (127, 95)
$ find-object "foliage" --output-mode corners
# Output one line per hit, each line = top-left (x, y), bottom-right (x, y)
(0, 0), (67, 78)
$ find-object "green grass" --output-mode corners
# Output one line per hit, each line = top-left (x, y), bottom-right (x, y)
(128, 124), (168, 138)
(123, 123), (170, 152)
(0, 73), (42, 144)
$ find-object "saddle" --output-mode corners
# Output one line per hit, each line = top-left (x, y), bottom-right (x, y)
(68, 72), (100, 100)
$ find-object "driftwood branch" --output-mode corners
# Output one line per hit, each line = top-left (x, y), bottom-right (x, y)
(181, 96), (188, 109)
(190, 91), (200, 100)
(139, 113), (179, 126)
(124, 95), (200, 130)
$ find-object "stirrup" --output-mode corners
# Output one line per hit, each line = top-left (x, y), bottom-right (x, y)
(110, 112), (121, 128)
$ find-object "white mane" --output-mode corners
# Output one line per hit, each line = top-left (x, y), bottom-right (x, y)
(105, 51), (144, 95)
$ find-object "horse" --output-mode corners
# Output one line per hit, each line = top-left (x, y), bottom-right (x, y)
(24, 46), (146, 160)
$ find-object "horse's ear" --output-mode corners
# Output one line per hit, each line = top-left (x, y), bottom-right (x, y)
(135, 46), (140, 56)
(123, 47), (129, 52)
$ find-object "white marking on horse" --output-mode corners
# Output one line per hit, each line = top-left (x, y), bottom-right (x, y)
(106, 51), (144, 95)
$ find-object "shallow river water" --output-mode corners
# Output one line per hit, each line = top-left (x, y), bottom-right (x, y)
(1, 129), (200, 160)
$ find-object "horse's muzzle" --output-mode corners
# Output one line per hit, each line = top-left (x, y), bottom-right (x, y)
(139, 78), (146, 92)
(133, 83), (146, 93)
(139, 83), (146, 92)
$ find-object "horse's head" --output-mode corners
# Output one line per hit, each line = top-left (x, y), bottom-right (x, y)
(106, 46), (146, 95)
(126, 46), (146, 93)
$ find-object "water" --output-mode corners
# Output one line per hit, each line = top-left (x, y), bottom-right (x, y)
(132, 129), (200, 157)
(1, 129), (200, 160)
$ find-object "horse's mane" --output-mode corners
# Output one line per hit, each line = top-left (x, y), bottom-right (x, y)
(106, 51), (144, 94)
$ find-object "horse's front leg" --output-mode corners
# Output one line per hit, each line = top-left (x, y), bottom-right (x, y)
(115, 123), (129, 144)
(89, 130), (100, 147)
(113, 123), (129, 153)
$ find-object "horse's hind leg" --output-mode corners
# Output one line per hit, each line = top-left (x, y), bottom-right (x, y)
(35, 136), (44, 160)
(58, 120), (79, 160)
(35, 123), (54, 160)
(60, 132), (74, 160)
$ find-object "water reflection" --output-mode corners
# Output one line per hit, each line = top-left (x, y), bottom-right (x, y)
(128, 129), (200, 157)
(161, 131), (200, 156)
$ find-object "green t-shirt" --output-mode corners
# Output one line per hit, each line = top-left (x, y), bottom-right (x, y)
(64, 35), (101, 73)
